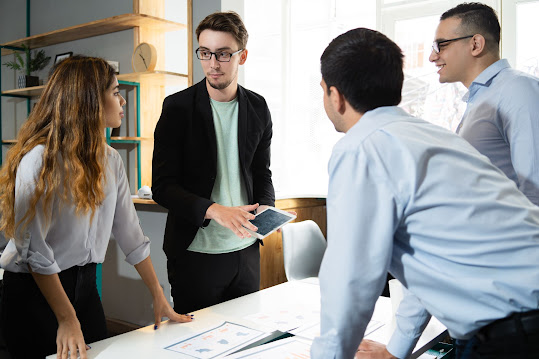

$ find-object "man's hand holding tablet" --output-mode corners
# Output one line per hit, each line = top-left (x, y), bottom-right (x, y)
(244, 207), (297, 239)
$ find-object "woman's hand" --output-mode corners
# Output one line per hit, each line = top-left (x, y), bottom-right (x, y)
(28, 270), (90, 359)
(152, 292), (193, 330)
(134, 256), (193, 330)
(56, 317), (89, 359)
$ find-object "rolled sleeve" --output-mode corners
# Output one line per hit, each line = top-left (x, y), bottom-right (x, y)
(386, 289), (431, 358)
(124, 236), (150, 265)
(110, 150), (152, 266)
(26, 250), (61, 275)
(12, 147), (58, 274)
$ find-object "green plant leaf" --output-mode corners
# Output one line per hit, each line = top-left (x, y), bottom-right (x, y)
(1, 43), (51, 75)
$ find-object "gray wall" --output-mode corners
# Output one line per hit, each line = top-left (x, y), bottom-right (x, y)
(192, 0), (221, 83)
(1, 0), (134, 164)
(0, 0), (224, 326)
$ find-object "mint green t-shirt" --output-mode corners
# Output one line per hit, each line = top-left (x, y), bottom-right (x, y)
(188, 98), (255, 253)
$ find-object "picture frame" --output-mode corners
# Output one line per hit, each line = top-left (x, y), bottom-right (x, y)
(107, 60), (120, 74)
(54, 51), (73, 65)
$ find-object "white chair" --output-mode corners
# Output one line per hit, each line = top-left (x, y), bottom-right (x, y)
(281, 220), (327, 281)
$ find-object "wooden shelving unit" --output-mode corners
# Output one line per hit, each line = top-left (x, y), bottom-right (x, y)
(117, 71), (188, 87)
(1, 85), (45, 97)
(132, 198), (157, 205)
(109, 137), (152, 142)
(1, 1), (193, 193)
(0, 70), (189, 98)
(1, 13), (186, 56)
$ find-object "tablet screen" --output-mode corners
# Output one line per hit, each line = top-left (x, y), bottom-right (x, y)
(250, 208), (294, 237)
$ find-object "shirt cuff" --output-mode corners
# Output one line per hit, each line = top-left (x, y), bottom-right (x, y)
(386, 330), (417, 359)
(310, 332), (338, 359)
(124, 236), (151, 265)
(27, 251), (61, 275)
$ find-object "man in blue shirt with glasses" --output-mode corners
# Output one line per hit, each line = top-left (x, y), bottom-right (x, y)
(311, 27), (539, 359)
(429, 3), (539, 205)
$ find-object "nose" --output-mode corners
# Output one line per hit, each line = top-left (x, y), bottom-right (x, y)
(210, 55), (220, 69)
(120, 94), (126, 106)
(429, 48), (438, 63)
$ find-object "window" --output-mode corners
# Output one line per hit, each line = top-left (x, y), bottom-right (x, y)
(244, 0), (375, 198)
(243, 0), (539, 197)
(515, 1), (539, 75)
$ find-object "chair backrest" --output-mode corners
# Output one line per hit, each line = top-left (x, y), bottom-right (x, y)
(281, 220), (327, 281)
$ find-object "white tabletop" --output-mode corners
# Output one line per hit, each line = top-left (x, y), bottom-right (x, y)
(47, 278), (446, 358)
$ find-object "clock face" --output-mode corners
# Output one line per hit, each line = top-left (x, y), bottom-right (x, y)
(132, 43), (157, 72)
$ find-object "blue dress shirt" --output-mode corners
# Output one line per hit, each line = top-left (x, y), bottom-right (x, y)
(310, 106), (539, 359)
(458, 59), (539, 205)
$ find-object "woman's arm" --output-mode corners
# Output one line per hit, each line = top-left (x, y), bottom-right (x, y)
(30, 270), (88, 359)
(134, 256), (193, 328)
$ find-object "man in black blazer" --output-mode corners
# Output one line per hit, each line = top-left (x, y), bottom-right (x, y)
(152, 11), (275, 313)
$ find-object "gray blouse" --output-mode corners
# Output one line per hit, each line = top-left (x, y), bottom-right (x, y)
(0, 145), (150, 274)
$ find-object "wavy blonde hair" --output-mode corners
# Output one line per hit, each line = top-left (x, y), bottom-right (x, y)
(0, 56), (115, 238)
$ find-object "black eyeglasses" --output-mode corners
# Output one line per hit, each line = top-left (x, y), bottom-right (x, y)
(195, 48), (244, 62)
(432, 35), (474, 53)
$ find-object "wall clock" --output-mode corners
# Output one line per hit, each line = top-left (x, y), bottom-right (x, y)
(132, 42), (157, 72)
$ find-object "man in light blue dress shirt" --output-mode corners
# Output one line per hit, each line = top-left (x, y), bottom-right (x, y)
(429, 3), (539, 205)
(310, 28), (539, 359)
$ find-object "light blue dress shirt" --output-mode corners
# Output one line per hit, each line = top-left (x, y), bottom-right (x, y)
(310, 106), (539, 359)
(458, 59), (539, 205)
(0, 145), (150, 274)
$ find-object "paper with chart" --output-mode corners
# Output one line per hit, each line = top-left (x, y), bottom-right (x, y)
(226, 337), (311, 359)
(165, 322), (267, 359)
(291, 318), (384, 340)
(244, 307), (320, 332)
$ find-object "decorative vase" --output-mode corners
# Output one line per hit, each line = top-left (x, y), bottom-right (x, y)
(17, 75), (39, 88)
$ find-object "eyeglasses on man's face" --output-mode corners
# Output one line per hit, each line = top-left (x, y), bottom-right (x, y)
(196, 48), (244, 62)
(431, 35), (474, 54)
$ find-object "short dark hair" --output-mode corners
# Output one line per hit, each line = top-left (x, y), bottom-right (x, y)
(320, 28), (404, 114)
(196, 11), (248, 49)
(441, 3), (500, 50)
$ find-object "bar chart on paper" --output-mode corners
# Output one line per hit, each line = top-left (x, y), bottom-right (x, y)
(165, 322), (266, 358)
(226, 337), (312, 359)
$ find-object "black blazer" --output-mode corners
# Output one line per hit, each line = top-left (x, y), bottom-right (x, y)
(152, 79), (275, 258)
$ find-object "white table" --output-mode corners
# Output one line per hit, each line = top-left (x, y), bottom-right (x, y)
(47, 278), (446, 358)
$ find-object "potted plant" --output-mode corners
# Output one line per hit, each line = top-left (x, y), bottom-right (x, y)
(3, 44), (51, 88)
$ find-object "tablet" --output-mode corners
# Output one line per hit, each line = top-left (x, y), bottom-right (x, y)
(245, 207), (296, 239)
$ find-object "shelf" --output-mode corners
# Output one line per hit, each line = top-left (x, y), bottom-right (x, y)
(1, 13), (187, 56)
(1, 71), (187, 97)
(2, 138), (153, 144)
(117, 71), (188, 87)
(1, 85), (45, 98)
(109, 137), (152, 142)
(132, 197), (157, 205)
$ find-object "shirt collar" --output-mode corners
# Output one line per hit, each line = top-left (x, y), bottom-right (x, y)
(462, 59), (510, 102)
(471, 59), (510, 86)
(349, 106), (408, 134)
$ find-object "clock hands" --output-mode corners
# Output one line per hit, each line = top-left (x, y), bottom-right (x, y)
(139, 53), (147, 68)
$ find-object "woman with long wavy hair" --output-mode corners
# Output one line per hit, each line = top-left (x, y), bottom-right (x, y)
(0, 56), (192, 359)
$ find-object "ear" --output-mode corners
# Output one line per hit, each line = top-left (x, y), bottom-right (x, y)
(470, 34), (487, 57)
(329, 86), (347, 115)
(239, 49), (248, 65)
